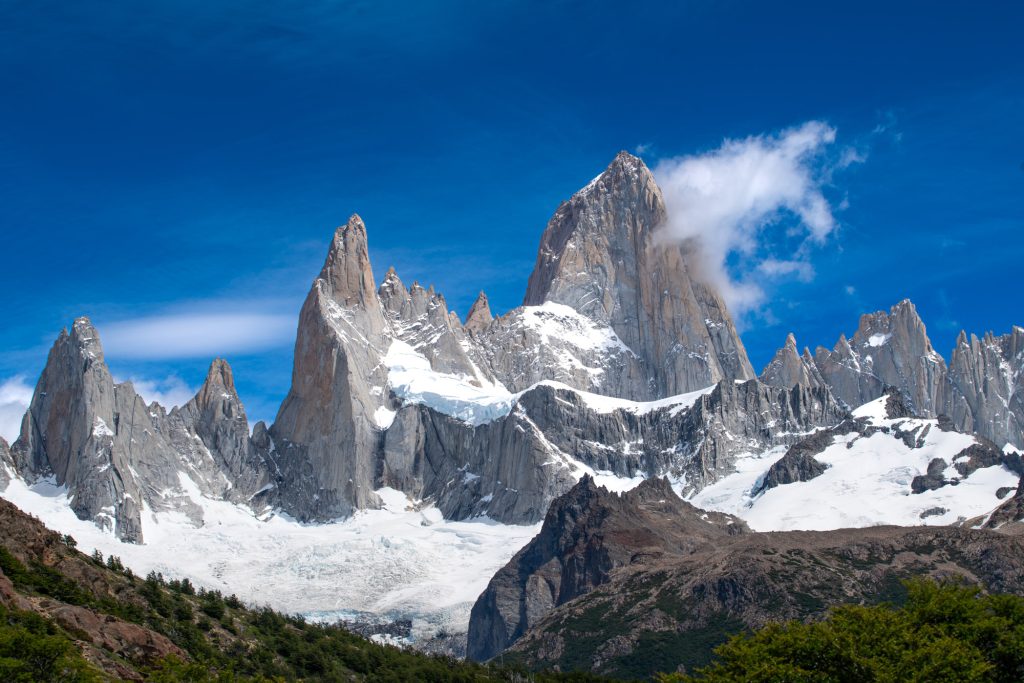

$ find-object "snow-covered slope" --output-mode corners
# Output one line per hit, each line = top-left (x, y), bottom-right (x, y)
(691, 394), (1020, 531)
(0, 470), (538, 649)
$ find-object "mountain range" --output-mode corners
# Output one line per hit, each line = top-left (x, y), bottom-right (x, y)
(1, 151), (1022, 663)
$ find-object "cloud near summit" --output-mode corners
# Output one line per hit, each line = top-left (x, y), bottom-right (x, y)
(653, 121), (848, 315)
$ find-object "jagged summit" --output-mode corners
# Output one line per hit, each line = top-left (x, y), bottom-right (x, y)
(464, 291), (493, 334)
(61, 316), (105, 363)
(523, 151), (663, 309)
(318, 214), (378, 309)
(523, 151), (754, 397)
(760, 332), (824, 390)
(197, 357), (236, 396)
(758, 298), (1024, 449)
(8, 321), (272, 542)
(6, 155), (1023, 550)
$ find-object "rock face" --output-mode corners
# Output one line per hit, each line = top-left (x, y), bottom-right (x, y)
(523, 151), (755, 398)
(751, 429), (832, 495)
(175, 358), (272, 504)
(8, 319), (271, 542)
(464, 291), (494, 335)
(376, 377), (844, 526)
(476, 302), (642, 395)
(759, 333), (825, 390)
(269, 215), (393, 519)
(762, 301), (1024, 449)
(947, 327), (1024, 450)
(466, 476), (747, 661)
(268, 215), (505, 521)
(0, 437), (13, 489)
(806, 300), (946, 415)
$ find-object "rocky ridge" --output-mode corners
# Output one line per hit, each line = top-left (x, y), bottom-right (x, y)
(2, 150), (1022, 544)
(761, 300), (1024, 450)
(6, 319), (273, 541)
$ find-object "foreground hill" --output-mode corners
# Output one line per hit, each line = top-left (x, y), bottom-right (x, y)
(0, 496), (605, 682)
(470, 476), (1024, 679)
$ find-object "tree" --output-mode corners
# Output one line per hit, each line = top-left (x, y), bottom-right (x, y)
(662, 579), (1024, 683)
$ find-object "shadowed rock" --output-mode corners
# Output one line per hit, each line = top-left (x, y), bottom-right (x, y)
(467, 476), (746, 661)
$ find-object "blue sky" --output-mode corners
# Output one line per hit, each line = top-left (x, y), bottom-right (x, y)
(1, 0), (1022, 433)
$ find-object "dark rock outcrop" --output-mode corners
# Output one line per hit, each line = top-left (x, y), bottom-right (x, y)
(474, 477), (1024, 675)
(466, 477), (746, 661)
(500, 524), (1024, 677)
(752, 429), (832, 495)
(983, 478), (1024, 531)
(911, 458), (951, 494)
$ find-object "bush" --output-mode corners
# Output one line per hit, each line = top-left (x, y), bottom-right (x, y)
(0, 605), (101, 682)
(664, 579), (1024, 683)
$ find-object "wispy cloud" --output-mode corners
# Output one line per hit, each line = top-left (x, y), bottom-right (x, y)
(758, 258), (815, 281)
(100, 311), (295, 360)
(653, 121), (846, 314)
(0, 376), (32, 443)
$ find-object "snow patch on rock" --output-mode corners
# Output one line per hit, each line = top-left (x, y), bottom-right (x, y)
(384, 340), (514, 426)
(691, 401), (1018, 531)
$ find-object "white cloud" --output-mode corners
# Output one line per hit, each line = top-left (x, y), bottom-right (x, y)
(0, 376), (33, 443)
(100, 312), (294, 360)
(653, 120), (842, 314)
(758, 258), (815, 281)
(838, 146), (867, 168)
(118, 375), (196, 409)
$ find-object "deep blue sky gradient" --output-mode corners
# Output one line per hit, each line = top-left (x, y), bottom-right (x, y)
(1, 1), (1022, 424)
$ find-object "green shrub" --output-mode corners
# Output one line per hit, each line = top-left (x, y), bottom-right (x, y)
(664, 579), (1024, 683)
